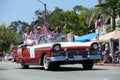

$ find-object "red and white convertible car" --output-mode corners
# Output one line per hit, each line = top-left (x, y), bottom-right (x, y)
(13, 34), (101, 70)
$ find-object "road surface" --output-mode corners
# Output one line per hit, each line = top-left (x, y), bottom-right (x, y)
(0, 61), (120, 80)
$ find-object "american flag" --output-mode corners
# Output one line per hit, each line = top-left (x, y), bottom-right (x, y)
(95, 33), (99, 40)
(10, 43), (14, 52)
(41, 26), (48, 34)
(95, 20), (98, 29)
(63, 24), (67, 29)
(95, 17), (102, 29)
(47, 33), (55, 40)
(95, 19), (101, 29)
(37, 12), (43, 18)
(86, 16), (93, 27)
(35, 11), (43, 18)
(67, 32), (74, 38)
(41, 23), (51, 34)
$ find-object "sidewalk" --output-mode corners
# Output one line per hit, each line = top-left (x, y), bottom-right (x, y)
(96, 63), (120, 67)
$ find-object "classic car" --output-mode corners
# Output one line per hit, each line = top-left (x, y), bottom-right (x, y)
(13, 34), (101, 70)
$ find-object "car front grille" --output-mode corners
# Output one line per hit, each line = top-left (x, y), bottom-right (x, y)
(52, 50), (100, 58)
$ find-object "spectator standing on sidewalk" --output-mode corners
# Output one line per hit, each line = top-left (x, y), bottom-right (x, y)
(114, 47), (120, 63)
(0, 51), (3, 61)
(102, 43), (112, 64)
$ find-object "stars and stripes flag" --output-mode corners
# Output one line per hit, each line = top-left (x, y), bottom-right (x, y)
(95, 33), (99, 40)
(41, 23), (50, 34)
(37, 12), (43, 18)
(95, 20), (99, 29)
(67, 32), (74, 38)
(86, 16), (92, 27)
(47, 33), (55, 40)
(67, 32), (75, 42)
(95, 17), (103, 29)
(35, 11), (43, 18)
(10, 43), (14, 52)
(63, 24), (67, 29)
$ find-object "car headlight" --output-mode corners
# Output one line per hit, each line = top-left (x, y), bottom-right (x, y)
(91, 43), (98, 50)
(53, 44), (61, 51)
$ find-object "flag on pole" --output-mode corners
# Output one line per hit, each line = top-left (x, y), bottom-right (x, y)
(67, 32), (74, 42)
(35, 11), (43, 18)
(86, 16), (92, 27)
(95, 33), (99, 40)
(95, 20), (99, 29)
(10, 43), (14, 52)
(37, 12), (43, 18)
(95, 16), (103, 29)
(63, 24), (67, 29)
(47, 33), (55, 40)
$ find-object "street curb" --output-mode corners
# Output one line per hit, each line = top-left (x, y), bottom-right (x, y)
(96, 63), (120, 67)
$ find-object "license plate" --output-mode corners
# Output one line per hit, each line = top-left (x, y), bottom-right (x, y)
(74, 56), (82, 60)
(83, 55), (88, 58)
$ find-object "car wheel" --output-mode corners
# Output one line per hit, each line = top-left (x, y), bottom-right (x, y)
(53, 63), (60, 70)
(43, 55), (53, 70)
(21, 64), (29, 69)
(82, 60), (94, 70)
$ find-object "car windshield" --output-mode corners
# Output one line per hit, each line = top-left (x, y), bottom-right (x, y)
(38, 34), (68, 44)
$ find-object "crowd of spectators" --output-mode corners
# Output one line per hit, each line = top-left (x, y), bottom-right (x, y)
(100, 42), (120, 64)
(0, 51), (14, 62)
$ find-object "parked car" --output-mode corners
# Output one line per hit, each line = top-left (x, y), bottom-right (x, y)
(13, 34), (101, 70)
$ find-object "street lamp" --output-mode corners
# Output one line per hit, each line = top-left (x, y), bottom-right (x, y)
(37, 0), (46, 24)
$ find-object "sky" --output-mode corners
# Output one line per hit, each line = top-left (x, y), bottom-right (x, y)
(0, 0), (98, 26)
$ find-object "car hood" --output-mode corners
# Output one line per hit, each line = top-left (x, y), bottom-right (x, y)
(27, 42), (93, 49)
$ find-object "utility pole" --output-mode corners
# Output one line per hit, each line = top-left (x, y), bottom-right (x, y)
(37, 0), (46, 24)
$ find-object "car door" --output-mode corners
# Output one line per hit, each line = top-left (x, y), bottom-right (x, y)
(22, 48), (31, 64)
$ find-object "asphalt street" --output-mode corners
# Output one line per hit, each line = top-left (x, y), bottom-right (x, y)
(0, 61), (120, 80)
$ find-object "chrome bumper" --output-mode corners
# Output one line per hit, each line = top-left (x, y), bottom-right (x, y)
(49, 50), (101, 62)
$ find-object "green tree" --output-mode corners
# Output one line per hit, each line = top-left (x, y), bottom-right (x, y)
(50, 9), (80, 35)
(73, 5), (98, 34)
(51, 7), (63, 15)
(0, 24), (18, 51)
(10, 20), (30, 41)
(73, 5), (89, 13)
(116, 0), (120, 16)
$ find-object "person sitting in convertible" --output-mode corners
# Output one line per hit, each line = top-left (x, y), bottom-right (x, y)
(67, 32), (75, 42)
(33, 26), (42, 44)
(23, 27), (35, 46)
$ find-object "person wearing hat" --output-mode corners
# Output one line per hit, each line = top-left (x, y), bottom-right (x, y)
(33, 26), (42, 44)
